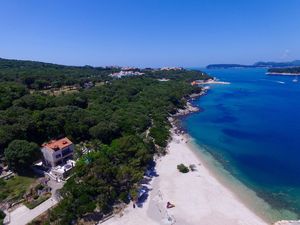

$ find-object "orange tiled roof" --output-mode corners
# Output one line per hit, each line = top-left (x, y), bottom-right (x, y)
(42, 137), (73, 151)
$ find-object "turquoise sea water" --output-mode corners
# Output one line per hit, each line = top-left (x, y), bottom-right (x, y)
(181, 68), (300, 221)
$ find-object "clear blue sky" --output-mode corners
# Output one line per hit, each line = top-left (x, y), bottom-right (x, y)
(1, 0), (300, 67)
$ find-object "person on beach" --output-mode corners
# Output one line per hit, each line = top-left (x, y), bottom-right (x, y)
(167, 202), (175, 209)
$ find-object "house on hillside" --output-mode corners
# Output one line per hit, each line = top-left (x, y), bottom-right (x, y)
(83, 81), (94, 89)
(41, 137), (74, 167)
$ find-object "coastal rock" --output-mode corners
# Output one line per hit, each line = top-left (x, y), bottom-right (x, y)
(274, 220), (300, 225)
(175, 102), (199, 116)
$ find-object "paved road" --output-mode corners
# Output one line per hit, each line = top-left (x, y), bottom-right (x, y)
(7, 178), (64, 225)
(8, 197), (57, 225)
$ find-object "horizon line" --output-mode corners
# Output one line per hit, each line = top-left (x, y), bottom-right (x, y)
(1, 56), (299, 69)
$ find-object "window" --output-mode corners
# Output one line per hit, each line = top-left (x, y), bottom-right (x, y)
(56, 154), (62, 159)
(62, 148), (72, 157)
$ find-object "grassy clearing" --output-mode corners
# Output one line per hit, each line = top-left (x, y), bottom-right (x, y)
(94, 82), (105, 87)
(30, 85), (79, 96)
(0, 175), (36, 202)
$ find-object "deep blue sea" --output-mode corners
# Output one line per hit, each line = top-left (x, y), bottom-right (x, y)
(181, 68), (300, 221)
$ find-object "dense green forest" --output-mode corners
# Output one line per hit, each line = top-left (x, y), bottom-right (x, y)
(0, 58), (119, 89)
(0, 58), (210, 224)
(268, 67), (300, 74)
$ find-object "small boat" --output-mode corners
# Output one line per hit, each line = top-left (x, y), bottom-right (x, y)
(293, 75), (298, 83)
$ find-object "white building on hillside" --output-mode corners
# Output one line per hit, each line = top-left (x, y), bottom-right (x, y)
(41, 137), (74, 167)
(109, 70), (144, 78)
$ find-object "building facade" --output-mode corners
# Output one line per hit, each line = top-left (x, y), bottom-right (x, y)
(41, 137), (74, 167)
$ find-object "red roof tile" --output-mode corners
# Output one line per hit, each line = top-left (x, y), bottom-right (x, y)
(42, 137), (73, 151)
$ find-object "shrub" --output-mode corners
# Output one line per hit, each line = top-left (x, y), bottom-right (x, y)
(0, 209), (6, 225)
(35, 183), (44, 191)
(25, 194), (50, 209)
(177, 164), (189, 173)
(4, 140), (41, 171)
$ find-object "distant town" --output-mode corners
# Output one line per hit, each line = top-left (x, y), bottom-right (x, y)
(108, 67), (184, 78)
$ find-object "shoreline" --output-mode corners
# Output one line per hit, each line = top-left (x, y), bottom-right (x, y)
(185, 136), (275, 223)
(266, 72), (300, 76)
(176, 93), (300, 224)
(186, 136), (300, 224)
(175, 93), (300, 224)
(191, 78), (231, 86)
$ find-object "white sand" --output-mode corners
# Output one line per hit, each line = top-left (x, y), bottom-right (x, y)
(101, 130), (268, 225)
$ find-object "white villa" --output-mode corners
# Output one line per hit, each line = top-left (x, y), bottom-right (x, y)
(41, 137), (74, 167)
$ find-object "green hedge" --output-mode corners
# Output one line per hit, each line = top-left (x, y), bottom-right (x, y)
(177, 164), (189, 173)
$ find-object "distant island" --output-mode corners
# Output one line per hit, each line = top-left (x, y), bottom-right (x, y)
(206, 60), (300, 69)
(267, 67), (300, 75)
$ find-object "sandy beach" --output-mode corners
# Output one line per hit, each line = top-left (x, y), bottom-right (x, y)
(102, 129), (268, 225)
